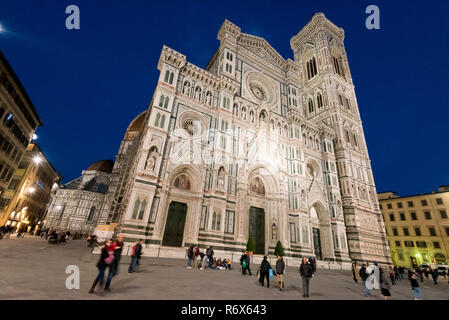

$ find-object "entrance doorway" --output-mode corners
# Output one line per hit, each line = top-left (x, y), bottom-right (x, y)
(249, 207), (265, 254)
(312, 228), (322, 260)
(410, 256), (418, 269)
(162, 201), (187, 247)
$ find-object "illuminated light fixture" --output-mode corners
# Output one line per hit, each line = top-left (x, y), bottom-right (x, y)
(0, 24), (3, 33)
(33, 155), (42, 164)
(28, 187), (36, 194)
(32, 133), (38, 140)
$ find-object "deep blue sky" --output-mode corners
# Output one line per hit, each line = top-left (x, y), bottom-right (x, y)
(0, 0), (448, 196)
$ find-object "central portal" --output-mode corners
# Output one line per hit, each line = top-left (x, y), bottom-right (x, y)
(249, 206), (265, 254)
(162, 201), (187, 247)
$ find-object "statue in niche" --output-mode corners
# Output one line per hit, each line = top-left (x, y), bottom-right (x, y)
(272, 223), (278, 241)
(217, 167), (225, 192)
(145, 146), (158, 174)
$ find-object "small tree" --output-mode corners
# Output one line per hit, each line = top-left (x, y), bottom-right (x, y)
(274, 241), (285, 257)
(246, 237), (255, 253)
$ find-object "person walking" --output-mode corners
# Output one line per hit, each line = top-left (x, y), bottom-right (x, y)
(359, 263), (372, 297)
(259, 256), (271, 288)
(206, 246), (214, 269)
(111, 234), (124, 277)
(410, 272), (422, 300)
(275, 255), (285, 291)
(389, 266), (396, 285)
(299, 257), (313, 298)
(379, 266), (392, 300)
(431, 268), (438, 284)
(423, 267), (429, 280)
(89, 239), (115, 293)
(351, 262), (359, 286)
(398, 266), (404, 280)
(416, 267), (424, 282)
(393, 266), (400, 281)
(200, 252), (208, 270)
(186, 245), (194, 269)
(128, 239), (143, 273)
(240, 251), (248, 275)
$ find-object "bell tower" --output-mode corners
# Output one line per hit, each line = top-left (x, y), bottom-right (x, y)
(290, 13), (391, 264)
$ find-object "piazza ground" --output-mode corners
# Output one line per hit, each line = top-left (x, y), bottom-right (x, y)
(0, 236), (448, 300)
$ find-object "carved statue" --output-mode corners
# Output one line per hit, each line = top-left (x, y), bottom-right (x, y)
(217, 167), (225, 191)
(145, 147), (158, 174)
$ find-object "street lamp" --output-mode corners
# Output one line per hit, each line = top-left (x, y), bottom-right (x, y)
(33, 155), (42, 165)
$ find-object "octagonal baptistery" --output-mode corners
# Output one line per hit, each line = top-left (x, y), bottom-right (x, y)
(111, 14), (391, 270)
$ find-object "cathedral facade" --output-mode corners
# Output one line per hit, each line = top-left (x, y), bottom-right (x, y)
(99, 13), (391, 268)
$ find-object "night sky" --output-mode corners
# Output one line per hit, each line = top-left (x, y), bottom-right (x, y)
(0, 0), (448, 196)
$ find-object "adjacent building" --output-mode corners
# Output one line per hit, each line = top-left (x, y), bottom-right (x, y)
(0, 143), (61, 232)
(379, 187), (449, 268)
(44, 160), (113, 233)
(94, 14), (390, 268)
(0, 50), (43, 208)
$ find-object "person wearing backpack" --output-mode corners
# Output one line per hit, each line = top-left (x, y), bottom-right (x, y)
(259, 256), (272, 288)
(240, 251), (248, 275)
(89, 239), (115, 293)
(359, 263), (373, 297)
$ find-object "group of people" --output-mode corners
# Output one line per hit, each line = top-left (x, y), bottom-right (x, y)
(352, 261), (442, 300)
(0, 225), (14, 239)
(240, 253), (316, 297)
(186, 245), (232, 270)
(88, 236), (144, 294)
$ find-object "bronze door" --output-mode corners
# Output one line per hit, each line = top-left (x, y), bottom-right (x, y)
(162, 202), (187, 247)
(249, 207), (265, 254)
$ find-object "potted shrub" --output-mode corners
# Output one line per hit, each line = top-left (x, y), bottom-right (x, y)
(246, 237), (255, 256)
(274, 240), (285, 257)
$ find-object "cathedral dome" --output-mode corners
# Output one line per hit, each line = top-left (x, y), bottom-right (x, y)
(124, 110), (147, 141)
(86, 159), (114, 173)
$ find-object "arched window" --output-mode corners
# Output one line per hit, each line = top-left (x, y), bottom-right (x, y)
(155, 113), (161, 127)
(241, 107), (247, 120)
(87, 206), (96, 222)
(138, 200), (147, 220)
(131, 199), (140, 219)
(164, 70), (170, 82)
(160, 115), (166, 128)
(164, 97), (169, 109)
(159, 95), (165, 107)
(212, 212), (217, 230)
(168, 72), (174, 85)
(308, 99), (314, 113)
(344, 129), (350, 143)
(306, 57), (318, 80)
(233, 104), (239, 116)
(216, 212), (221, 230)
(352, 133), (358, 147)
(317, 93), (323, 108)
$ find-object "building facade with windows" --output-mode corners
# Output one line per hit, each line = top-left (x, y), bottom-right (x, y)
(379, 187), (449, 268)
(98, 14), (390, 268)
(0, 143), (61, 232)
(44, 160), (113, 233)
(0, 50), (43, 208)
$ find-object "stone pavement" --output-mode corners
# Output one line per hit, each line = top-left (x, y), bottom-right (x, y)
(1, 236), (448, 300)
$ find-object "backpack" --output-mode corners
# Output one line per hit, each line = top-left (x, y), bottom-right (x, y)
(105, 254), (115, 265)
(242, 260), (247, 269)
